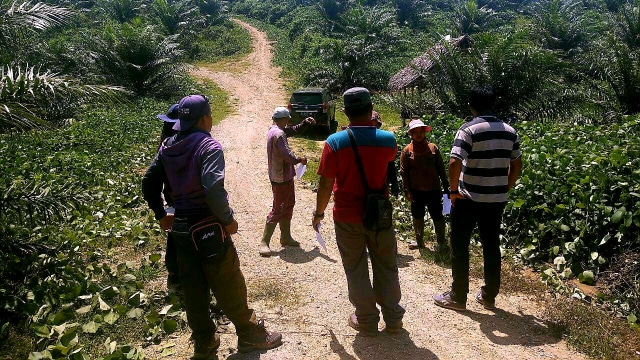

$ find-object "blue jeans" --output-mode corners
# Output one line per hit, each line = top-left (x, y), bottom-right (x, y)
(450, 199), (506, 302)
(334, 222), (405, 330)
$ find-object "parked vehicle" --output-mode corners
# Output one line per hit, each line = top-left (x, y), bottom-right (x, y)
(287, 88), (337, 134)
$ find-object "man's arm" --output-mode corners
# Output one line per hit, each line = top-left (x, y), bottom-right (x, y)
(284, 117), (315, 136)
(200, 147), (237, 233)
(312, 175), (334, 231)
(448, 157), (463, 204)
(508, 157), (523, 191)
(142, 155), (168, 221)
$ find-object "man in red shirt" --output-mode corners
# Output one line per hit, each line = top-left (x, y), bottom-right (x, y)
(312, 87), (405, 336)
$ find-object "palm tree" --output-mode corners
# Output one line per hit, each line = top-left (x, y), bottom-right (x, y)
(529, 0), (592, 54)
(312, 4), (406, 91)
(451, 0), (497, 36)
(0, 1), (125, 132)
(149, 0), (202, 35)
(0, 0), (73, 63)
(89, 20), (186, 96)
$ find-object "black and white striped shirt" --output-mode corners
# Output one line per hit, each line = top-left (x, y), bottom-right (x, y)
(450, 115), (521, 203)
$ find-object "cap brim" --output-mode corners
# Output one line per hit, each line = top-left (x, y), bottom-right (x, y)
(172, 119), (198, 132)
(157, 114), (179, 123)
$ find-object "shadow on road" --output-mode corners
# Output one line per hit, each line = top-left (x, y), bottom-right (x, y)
(277, 246), (337, 264)
(328, 328), (439, 360)
(462, 308), (561, 346)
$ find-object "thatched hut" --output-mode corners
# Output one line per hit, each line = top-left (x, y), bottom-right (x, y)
(388, 34), (472, 94)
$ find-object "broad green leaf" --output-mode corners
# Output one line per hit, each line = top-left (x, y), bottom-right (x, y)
(513, 199), (525, 208)
(33, 325), (50, 338)
(81, 321), (100, 334)
(611, 207), (626, 223)
(126, 308), (143, 318)
(98, 297), (111, 311)
(104, 311), (120, 325)
(75, 305), (92, 315)
(159, 305), (173, 315)
(162, 319), (178, 334)
(590, 252), (599, 261)
(149, 253), (162, 263)
(578, 270), (595, 285)
(599, 234), (611, 246)
(628, 313), (637, 324)
(560, 224), (570, 232)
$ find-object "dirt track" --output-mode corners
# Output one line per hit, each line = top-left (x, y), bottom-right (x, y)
(144, 20), (588, 360)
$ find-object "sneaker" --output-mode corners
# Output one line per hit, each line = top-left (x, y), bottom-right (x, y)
(192, 334), (220, 360)
(384, 320), (403, 333)
(407, 242), (425, 250)
(433, 290), (466, 311)
(347, 314), (378, 336)
(237, 319), (282, 353)
(475, 291), (496, 310)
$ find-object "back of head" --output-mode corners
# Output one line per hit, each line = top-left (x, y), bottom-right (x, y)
(272, 106), (291, 120)
(468, 85), (495, 113)
(343, 87), (373, 120)
(173, 94), (211, 132)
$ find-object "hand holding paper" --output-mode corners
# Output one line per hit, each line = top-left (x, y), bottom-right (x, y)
(296, 164), (307, 180)
(315, 223), (327, 253)
(442, 194), (451, 215)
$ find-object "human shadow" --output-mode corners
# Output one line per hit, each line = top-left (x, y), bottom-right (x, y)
(277, 245), (337, 264)
(461, 308), (562, 347)
(396, 252), (415, 269)
(350, 328), (439, 360)
(329, 329), (358, 360)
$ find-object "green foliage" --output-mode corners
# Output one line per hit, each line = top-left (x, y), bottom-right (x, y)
(504, 119), (640, 282)
(89, 20), (188, 97)
(0, 65), (126, 132)
(0, 98), (190, 359)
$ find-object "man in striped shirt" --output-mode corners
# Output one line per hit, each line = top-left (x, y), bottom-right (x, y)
(434, 85), (522, 311)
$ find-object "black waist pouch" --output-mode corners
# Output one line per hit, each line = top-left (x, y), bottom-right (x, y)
(189, 216), (228, 263)
(363, 189), (393, 232)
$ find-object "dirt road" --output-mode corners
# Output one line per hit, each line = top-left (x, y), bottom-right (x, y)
(146, 20), (587, 360)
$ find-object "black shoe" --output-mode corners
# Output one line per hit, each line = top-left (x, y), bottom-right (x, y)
(384, 320), (403, 333)
(347, 314), (379, 336)
(433, 290), (466, 311)
(475, 291), (496, 310)
(237, 319), (282, 353)
(192, 334), (220, 360)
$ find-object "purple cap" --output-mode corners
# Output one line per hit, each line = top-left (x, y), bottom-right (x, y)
(157, 103), (179, 123)
(173, 95), (211, 132)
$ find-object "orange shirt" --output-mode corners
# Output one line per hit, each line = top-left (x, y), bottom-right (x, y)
(400, 140), (448, 193)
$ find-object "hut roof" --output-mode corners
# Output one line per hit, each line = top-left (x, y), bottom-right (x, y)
(388, 35), (471, 92)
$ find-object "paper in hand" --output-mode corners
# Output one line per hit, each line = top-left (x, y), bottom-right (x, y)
(296, 164), (307, 180)
(442, 194), (451, 215)
(315, 223), (327, 253)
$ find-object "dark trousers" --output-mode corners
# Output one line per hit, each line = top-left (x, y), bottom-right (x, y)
(165, 232), (179, 275)
(266, 179), (295, 224)
(173, 221), (258, 346)
(335, 222), (405, 330)
(409, 189), (444, 221)
(450, 199), (506, 302)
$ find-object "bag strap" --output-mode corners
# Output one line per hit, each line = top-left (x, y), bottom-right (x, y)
(346, 128), (371, 192)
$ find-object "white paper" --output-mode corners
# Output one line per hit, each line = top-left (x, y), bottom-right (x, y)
(442, 194), (451, 215)
(315, 223), (327, 253)
(296, 164), (307, 180)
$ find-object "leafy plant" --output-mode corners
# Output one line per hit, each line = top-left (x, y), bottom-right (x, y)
(89, 20), (187, 96)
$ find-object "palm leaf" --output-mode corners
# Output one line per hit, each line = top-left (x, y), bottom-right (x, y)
(3, 1), (73, 30)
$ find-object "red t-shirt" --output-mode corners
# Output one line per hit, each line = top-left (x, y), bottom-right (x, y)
(317, 126), (397, 223)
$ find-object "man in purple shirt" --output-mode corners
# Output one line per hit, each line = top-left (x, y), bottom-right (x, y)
(142, 95), (282, 359)
(259, 107), (314, 257)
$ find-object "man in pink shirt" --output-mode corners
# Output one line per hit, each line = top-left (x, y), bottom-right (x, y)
(259, 107), (314, 256)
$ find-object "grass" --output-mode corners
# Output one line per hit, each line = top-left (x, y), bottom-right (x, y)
(246, 278), (302, 309)
(545, 299), (640, 360)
